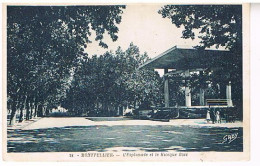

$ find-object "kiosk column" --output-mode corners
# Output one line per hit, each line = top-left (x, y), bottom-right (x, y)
(164, 69), (169, 107)
(185, 69), (191, 107)
(226, 81), (233, 106)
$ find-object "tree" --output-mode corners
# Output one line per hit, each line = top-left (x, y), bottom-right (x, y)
(118, 43), (163, 109)
(158, 5), (243, 112)
(63, 43), (163, 116)
(7, 6), (125, 124)
(158, 5), (242, 51)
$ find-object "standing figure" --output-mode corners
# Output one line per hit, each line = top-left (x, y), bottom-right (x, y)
(206, 110), (211, 123)
(210, 109), (215, 124)
(216, 111), (221, 123)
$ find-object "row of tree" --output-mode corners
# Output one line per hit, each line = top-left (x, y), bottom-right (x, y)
(7, 6), (126, 124)
(62, 43), (163, 116)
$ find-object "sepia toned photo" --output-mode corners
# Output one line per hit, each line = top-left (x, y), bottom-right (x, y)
(2, 3), (250, 161)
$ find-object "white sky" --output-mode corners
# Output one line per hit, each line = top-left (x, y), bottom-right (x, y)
(85, 4), (201, 58)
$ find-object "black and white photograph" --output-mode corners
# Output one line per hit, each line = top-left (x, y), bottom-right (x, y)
(2, 3), (250, 161)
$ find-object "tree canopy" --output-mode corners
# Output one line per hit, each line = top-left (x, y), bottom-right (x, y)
(158, 5), (242, 51)
(7, 6), (125, 124)
(62, 43), (163, 116)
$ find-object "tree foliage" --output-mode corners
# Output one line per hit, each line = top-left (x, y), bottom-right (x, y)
(63, 43), (163, 116)
(7, 6), (125, 124)
(158, 5), (242, 51)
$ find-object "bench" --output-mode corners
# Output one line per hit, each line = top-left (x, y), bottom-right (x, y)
(206, 99), (229, 106)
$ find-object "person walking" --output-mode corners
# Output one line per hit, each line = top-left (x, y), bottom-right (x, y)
(216, 111), (221, 123)
(206, 110), (211, 124)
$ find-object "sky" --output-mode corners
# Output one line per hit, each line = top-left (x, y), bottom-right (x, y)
(85, 4), (201, 59)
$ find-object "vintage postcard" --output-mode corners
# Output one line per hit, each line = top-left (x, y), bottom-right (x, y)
(2, 3), (250, 162)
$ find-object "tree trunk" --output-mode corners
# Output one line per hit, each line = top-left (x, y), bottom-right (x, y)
(38, 104), (43, 117)
(18, 96), (27, 122)
(18, 107), (23, 122)
(34, 103), (38, 118)
(25, 98), (30, 120)
(9, 99), (17, 125)
(30, 102), (34, 119)
(42, 106), (45, 116)
(45, 107), (50, 116)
